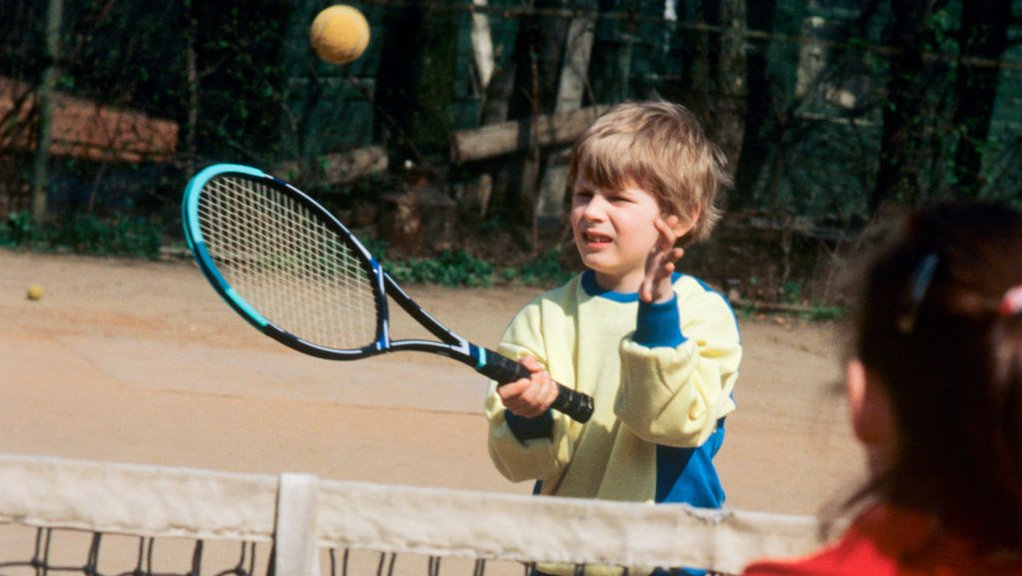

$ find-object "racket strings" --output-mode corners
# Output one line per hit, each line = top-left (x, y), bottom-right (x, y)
(198, 176), (380, 350)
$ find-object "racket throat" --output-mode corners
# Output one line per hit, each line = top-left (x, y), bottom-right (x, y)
(470, 344), (488, 371)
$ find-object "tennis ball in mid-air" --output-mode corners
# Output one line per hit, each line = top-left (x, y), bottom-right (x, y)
(310, 5), (370, 65)
(26, 284), (43, 301)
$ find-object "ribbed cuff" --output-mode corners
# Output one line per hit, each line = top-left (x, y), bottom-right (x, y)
(634, 295), (685, 347)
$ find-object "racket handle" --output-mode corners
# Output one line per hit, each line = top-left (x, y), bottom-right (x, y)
(478, 348), (595, 423)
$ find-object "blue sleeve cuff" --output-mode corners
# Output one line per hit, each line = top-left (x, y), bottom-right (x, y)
(634, 295), (686, 347)
(505, 409), (554, 440)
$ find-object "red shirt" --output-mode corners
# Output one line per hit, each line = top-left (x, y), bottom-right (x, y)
(742, 505), (1022, 576)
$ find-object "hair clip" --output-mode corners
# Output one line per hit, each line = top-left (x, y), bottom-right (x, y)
(998, 286), (1022, 317)
(897, 252), (940, 333)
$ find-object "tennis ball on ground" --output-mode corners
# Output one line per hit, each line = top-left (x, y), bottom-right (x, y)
(26, 284), (43, 301)
(310, 5), (371, 65)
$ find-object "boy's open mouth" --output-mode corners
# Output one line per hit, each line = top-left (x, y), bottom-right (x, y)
(583, 231), (612, 244)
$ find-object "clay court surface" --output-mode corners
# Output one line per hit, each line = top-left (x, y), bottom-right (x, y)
(1, 249), (864, 516)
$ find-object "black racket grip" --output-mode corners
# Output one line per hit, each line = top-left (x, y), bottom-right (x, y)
(478, 348), (594, 423)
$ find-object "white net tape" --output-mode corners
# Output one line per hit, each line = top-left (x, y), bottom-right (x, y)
(0, 454), (831, 576)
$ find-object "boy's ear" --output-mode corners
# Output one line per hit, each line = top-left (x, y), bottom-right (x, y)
(670, 205), (700, 242)
(846, 358), (897, 472)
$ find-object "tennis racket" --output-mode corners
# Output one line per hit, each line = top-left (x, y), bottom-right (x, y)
(181, 164), (594, 423)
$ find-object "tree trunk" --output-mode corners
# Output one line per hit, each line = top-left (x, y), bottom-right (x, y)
(470, 0), (496, 92)
(950, 0), (1012, 199)
(536, 12), (596, 228)
(871, 0), (950, 213)
(499, 0), (574, 243)
(458, 66), (516, 219)
(713, 0), (747, 198)
(586, 0), (637, 104)
(184, 2), (199, 179)
(375, 0), (459, 167)
(677, 0), (713, 122)
(675, 0), (747, 204)
(731, 0), (776, 210)
(31, 0), (63, 222)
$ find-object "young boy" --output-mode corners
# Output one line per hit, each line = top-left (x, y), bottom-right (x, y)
(485, 101), (742, 573)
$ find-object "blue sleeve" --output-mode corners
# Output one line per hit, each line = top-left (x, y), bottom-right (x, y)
(633, 294), (686, 347)
(505, 410), (554, 440)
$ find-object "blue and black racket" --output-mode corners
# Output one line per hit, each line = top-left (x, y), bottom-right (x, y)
(182, 164), (594, 423)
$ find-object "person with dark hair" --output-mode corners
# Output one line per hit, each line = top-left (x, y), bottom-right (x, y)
(744, 202), (1022, 575)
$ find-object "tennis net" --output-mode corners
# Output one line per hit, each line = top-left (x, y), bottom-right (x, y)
(0, 453), (830, 576)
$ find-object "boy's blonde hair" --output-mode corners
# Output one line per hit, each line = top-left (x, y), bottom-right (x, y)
(568, 100), (730, 243)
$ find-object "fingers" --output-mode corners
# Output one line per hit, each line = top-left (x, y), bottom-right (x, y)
(641, 217), (686, 303)
(499, 378), (556, 418)
(639, 273), (675, 303)
(519, 354), (544, 373)
(639, 286), (653, 304)
(497, 355), (558, 418)
(652, 217), (687, 262)
(653, 216), (678, 249)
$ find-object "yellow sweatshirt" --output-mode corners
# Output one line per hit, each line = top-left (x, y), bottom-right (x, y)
(485, 271), (742, 504)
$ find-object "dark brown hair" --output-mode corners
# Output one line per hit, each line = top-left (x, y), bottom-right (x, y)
(850, 202), (1022, 549)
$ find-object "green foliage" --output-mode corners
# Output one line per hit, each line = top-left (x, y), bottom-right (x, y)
(367, 243), (577, 289)
(780, 279), (803, 304)
(386, 250), (494, 288)
(53, 214), (162, 259)
(0, 212), (35, 247)
(360, 237), (390, 261)
(500, 249), (575, 287)
(0, 212), (162, 259)
(925, 8), (959, 56)
(380, 247), (575, 289)
(799, 305), (846, 322)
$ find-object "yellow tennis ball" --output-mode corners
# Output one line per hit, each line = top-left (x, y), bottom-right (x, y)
(310, 5), (370, 65)
(26, 284), (43, 301)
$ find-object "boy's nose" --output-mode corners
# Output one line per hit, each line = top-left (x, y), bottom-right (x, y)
(582, 195), (608, 219)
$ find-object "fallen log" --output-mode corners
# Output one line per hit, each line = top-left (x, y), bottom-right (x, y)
(274, 145), (388, 186)
(451, 105), (607, 164)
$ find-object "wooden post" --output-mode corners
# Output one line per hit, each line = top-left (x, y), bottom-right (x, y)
(31, 0), (63, 222)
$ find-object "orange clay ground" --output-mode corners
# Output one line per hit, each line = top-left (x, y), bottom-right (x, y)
(0, 249), (863, 516)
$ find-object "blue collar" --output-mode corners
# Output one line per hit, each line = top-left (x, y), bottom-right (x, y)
(581, 270), (681, 302)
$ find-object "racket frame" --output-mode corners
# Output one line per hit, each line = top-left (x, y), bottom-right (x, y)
(182, 164), (594, 422)
(184, 165), (506, 371)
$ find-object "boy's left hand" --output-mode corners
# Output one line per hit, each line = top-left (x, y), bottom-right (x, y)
(639, 215), (685, 304)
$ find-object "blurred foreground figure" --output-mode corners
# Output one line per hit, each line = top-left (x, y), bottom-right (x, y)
(744, 202), (1022, 576)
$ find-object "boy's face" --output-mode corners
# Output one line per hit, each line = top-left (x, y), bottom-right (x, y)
(570, 176), (690, 292)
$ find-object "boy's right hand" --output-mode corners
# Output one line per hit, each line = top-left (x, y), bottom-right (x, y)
(640, 214), (686, 304)
(496, 355), (558, 418)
